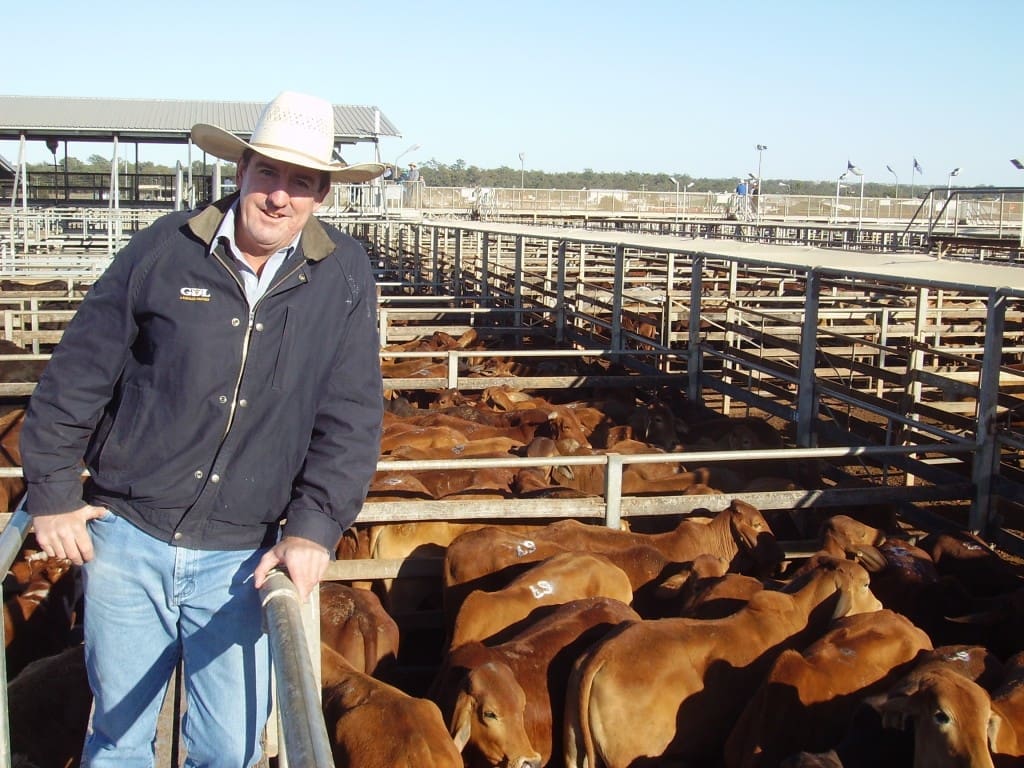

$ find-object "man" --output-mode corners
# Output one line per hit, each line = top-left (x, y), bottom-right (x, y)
(403, 162), (421, 206)
(19, 91), (385, 767)
(734, 177), (749, 219)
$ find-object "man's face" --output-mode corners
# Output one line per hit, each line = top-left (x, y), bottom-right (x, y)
(234, 154), (328, 258)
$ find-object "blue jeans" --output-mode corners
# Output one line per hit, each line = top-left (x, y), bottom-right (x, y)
(82, 510), (271, 768)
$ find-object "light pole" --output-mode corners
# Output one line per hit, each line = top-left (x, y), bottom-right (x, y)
(755, 144), (767, 188)
(946, 167), (961, 196)
(946, 167), (961, 227)
(833, 172), (847, 223)
(518, 152), (525, 209)
(1012, 160), (1024, 248)
(683, 181), (694, 216)
(754, 145), (767, 221)
(393, 142), (421, 176)
(886, 164), (899, 202)
(847, 161), (865, 232)
(668, 176), (680, 222)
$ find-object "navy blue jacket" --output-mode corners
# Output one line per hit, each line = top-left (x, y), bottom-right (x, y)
(20, 197), (383, 552)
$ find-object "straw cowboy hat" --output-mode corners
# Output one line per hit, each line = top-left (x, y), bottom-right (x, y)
(191, 91), (385, 184)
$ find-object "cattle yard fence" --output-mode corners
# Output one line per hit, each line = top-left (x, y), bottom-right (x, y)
(0, 219), (1023, 767)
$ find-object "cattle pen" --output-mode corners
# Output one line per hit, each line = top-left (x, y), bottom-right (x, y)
(0, 215), (1023, 766)
(356, 219), (1023, 528)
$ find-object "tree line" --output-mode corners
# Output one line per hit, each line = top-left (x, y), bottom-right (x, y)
(22, 155), (962, 198)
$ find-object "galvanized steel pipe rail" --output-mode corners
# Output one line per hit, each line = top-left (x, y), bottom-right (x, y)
(259, 569), (333, 768)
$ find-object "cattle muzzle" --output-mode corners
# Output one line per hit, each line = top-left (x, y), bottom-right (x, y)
(507, 757), (542, 768)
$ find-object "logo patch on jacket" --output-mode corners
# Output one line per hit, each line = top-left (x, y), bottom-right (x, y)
(180, 287), (211, 302)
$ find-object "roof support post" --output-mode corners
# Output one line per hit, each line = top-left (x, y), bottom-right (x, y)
(12, 134), (28, 214)
(453, 228), (463, 300)
(686, 254), (705, 404)
(174, 162), (185, 212)
(479, 231), (490, 305)
(514, 235), (525, 346)
(555, 240), (567, 344)
(970, 288), (1007, 534)
(610, 243), (625, 354)
(796, 270), (823, 447)
(431, 226), (440, 292)
(110, 134), (120, 210)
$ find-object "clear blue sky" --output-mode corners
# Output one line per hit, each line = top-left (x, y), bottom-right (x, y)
(4, 0), (1022, 187)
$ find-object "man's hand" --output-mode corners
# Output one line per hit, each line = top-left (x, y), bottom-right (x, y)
(32, 504), (107, 565)
(253, 535), (329, 602)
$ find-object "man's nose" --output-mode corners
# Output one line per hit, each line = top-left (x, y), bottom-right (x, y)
(265, 187), (290, 207)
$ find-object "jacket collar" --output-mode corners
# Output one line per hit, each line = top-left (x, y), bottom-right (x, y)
(187, 194), (335, 262)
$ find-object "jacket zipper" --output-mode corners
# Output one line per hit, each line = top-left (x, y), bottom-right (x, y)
(213, 246), (307, 439)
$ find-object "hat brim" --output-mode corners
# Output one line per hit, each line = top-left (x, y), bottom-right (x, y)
(191, 123), (385, 183)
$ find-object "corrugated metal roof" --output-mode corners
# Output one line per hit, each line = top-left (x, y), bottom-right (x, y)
(0, 95), (401, 144)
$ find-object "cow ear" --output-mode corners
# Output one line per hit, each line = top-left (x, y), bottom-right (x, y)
(830, 584), (852, 620)
(852, 545), (887, 572)
(879, 692), (915, 731)
(988, 712), (1003, 751)
(450, 691), (472, 752)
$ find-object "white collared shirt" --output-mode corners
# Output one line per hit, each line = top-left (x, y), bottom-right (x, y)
(213, 204), (299, 306)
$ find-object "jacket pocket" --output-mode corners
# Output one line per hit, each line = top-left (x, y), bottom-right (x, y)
(270, 306), (292, 391)
(92, 382), (168, 484)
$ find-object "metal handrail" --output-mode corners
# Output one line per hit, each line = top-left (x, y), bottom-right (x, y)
(258, 570), (333, 768)
(902, 186), (1024, 246)
(0, 504), (33, 768)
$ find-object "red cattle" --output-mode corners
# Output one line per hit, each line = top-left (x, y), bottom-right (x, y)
(626, 401), (684, 451)
(921, 530), (1024, 597)
(724, 609), (933, 767)
(442, 501), (783, 626)
(379, 423), (472, 454)
(4, 553), (80, 678)
(563, 557), (882, 767)
(537, 499), (784, 577)
(320, 643), (464, 768)
(318, 581), (399, 678)
(675, 565), (767, 620)
(780, 644), (1004, 768)
(989, 651), (1024, 765)
(683, 415), (785, 452)
(443, 526), (574, 629)
(879, 664), (997, 768)
(448, 551), (633, 649)
(431, 597), (639, 768)
(6, 644), (91, 768)
(0, 407), (26, 512)
(354, 521), (547, 618)
(366, 469), (436, 501)
(800, 515), (991, 650)
(437, 658), (542, 768)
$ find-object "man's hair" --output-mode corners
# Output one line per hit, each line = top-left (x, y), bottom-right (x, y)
(240, 149), (331, 193)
